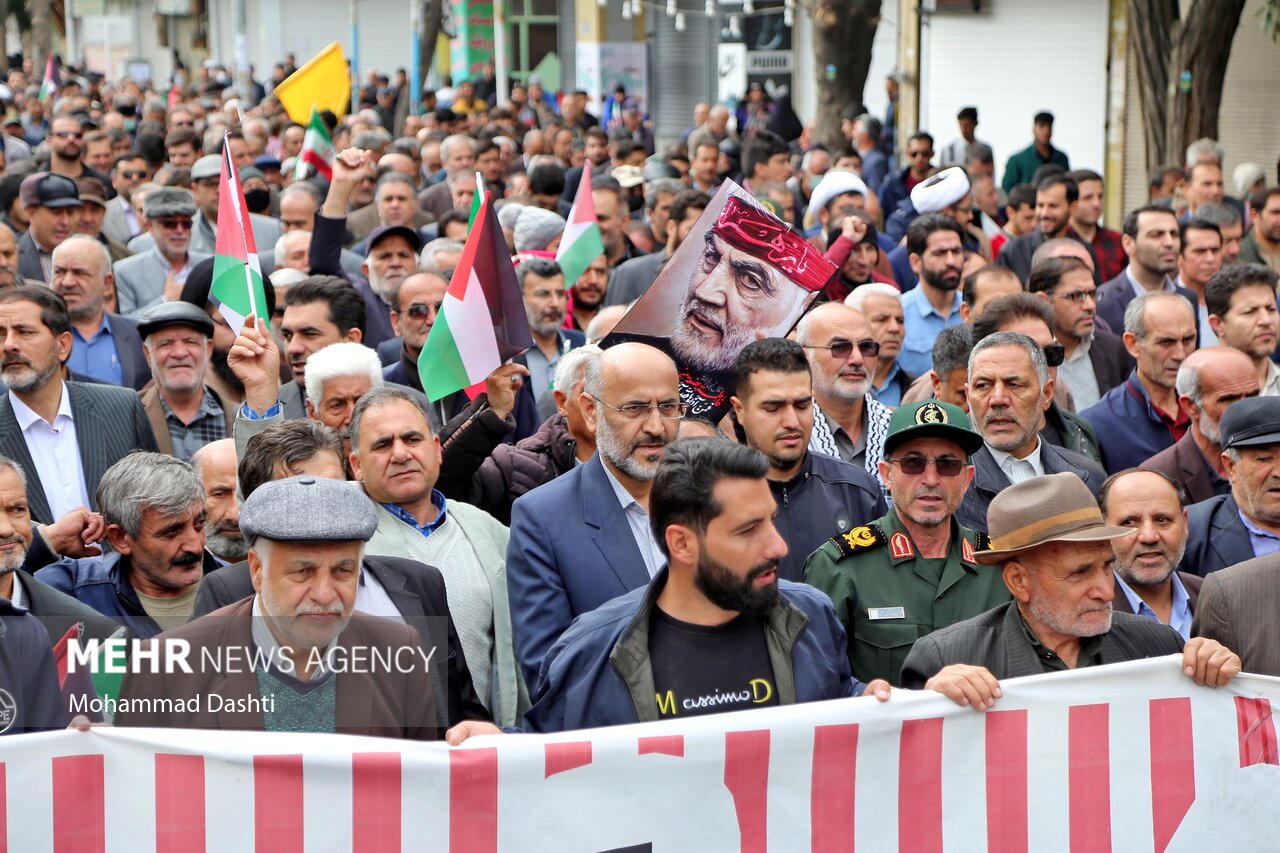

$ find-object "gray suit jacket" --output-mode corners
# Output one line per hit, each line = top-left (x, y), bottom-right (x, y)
(1143, 430), (1228, 506)
(417, 180), (455, 221)
(0, 381), (160, 523)
(188, 210), (282, 257)
(113, 249), (211, 317)
(900, 601), (1186, 687)
(101, 198), (138, 245)
(957, 442), (1108, 532)
(1192, 554), (1280, 676)
(17, 231), (46, 284)
(605, 250), (668, 307)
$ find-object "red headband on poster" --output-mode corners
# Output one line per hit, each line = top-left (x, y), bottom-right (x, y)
(712, 196), (834, 293)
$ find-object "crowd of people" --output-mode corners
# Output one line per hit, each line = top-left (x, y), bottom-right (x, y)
(0, 53), (1277, 745)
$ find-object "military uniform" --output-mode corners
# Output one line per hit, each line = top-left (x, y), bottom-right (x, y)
(803, 507), (1011, 686)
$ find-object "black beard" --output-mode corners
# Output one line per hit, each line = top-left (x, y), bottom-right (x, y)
(210, 348), (245, 393)
(694, 550), (780, 616)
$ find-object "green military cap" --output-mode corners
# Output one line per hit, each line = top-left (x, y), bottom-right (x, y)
(883, 400), (984, 456)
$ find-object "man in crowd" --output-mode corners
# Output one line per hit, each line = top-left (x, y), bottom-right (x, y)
(902, 473), (1239, 703)
(730, 339), (885, 582)
(996, 174), (1079, 282)
(103, 152), (148, 244)
(278, 276), (368, 417)
(35, 452), (214, 637)
(526, 439), (890, 733)
(608, 189), (710, 306)
(959, 330), (1106, 531)
(1095, 206), (1199, 336)
(878, 131), (935, 217)
(1066, 169), (1126, 281)
(1144, 347), (1259, 504)
(899, 214), (966, 376)
(1028, 256), (1130, 410)
(1239, 187), (1280, 272)
(1193, 552), (1280, 676)
(114, 187), (206, 316)
(187, 154), (281, 257)
(381, 271), (447, 393)
(52, 234), (150, 389)
(16, 172), (81, 284)
(846, 284), (914, 407)
(1083, 292), (1198, 473)
(805, 399), (1010, 686)
(958, 265), (1022, 324)
(1098, 469), (1202, 639)
(303, 342), (383, 457)
(517, 258), (585, 409)
(1181, 396), (1280, 576)
(508, 342), (680, 687)
(190, 438), (248, 565)
(0, 287), (158, 524)
(1173, 219), (1225, 346)
(137, 301), (234, 460)
(1002, 112), (1069, 192)
(1205, 264), (1280, 396)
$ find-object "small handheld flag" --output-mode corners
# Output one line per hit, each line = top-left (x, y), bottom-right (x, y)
(295, 108), (336, 181)
(556, 167), (606, 286)
(209, 138), (271, 336)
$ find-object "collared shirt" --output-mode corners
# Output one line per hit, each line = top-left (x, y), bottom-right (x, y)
(989, 437), (1045, 484)
(7, 570), (26, 608)
(1264, 361), (1280, 398)
(34, 236), (54, 284)
(383, 489), (449, 538)
(251, 594), (337, 685)
(601, 460), (665, 579)
(152, 246), (194, 286)
(1059, 338), (1102, 410)
(1238, 509), (1280, 559)
(355, 567), (404, 624)
(159, 388), (226, 461)
(1114, 572), (1193, 640)
(821, 409), (868, 468)
(9, 384), (90, 519)
(1019, 609), (1104, 672)
(899, 287), (964, 376)
(524, 335), (571, 404)
(1125, 266), (1176, 299)
(117, 196), (139, 236)
(1195, 301), (1219, 347)
(68, 319), (124, 386)
(870, 360), (906, 408)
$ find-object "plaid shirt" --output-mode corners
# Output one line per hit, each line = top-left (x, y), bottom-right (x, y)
(1084, 226), (1128, 281)
(160, 389), (226, 461)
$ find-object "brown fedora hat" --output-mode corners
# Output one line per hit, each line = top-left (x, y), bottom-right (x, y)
(975, 472), (1134, 565)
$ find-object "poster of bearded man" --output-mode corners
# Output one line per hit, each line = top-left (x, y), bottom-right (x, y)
(605, 182), (836, 421)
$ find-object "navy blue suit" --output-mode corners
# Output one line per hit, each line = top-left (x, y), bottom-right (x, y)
(1179, 493), (1258, 578)
(1094, 271), (1200, 344)
(1080, 373), (1180, 474)
(506, 454), (652, 687)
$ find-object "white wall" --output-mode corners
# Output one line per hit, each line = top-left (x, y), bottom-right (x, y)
(919, 0), (1109, 186)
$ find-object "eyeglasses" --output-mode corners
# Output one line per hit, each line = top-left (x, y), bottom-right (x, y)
(119, 170), (147, 179)
(54, 131), (82, 140)
(592, 396), (686, 420)
(1042, 342), (1065, 367)
(804, 338), (880, 360)
(1050, 288), (1097, 304)
(403, 303), (438, 319)
(154, 218), (193, 231)
(887, 456), (967, 477)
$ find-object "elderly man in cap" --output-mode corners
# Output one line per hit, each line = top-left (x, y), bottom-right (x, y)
(115, 475), (479, 741)
(16, 172), (81, 284)
(136, 301), (235, 460)
(901, 473), (1240, 706)
(1181, 396), (1280, 576)
(187, 153), (282, 257)
(114, 187), (209, 317)
(804, 400), (1010, 686)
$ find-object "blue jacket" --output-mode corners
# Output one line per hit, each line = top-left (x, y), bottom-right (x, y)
(883, 197), (918, 246)
(1095, 271), (1200, 344)
(507, 454), (653, 688)
(859, 148), (889, 197)
(1179, 493), (1257, 578)
(1080, 372), (1180, 474)
(0, 599), (66, 733)
(877, 167), (914, 221)
(35, 551), (218, 640)
(771, 451), (887, 582)
(525, 569), (859, 732)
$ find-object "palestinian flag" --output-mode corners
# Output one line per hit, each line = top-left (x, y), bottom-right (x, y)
(209, 140), (270, 336)
(418, 192), (533, 402)
(166, 82), (181, 110)
(555, 166), (605, 285)
(295, 108), (335, 181)
(38, 54), (60, 102)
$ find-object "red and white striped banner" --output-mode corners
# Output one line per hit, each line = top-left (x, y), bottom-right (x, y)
(1, 656), (1277, 851)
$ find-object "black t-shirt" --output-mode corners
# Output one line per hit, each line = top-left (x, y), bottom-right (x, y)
(649, 607), (780, 719)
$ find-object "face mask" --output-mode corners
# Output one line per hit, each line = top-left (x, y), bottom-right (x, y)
(244, 188), (270, 213)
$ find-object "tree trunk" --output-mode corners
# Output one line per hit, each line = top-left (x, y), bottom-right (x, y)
(811, 0), (879, 151)
(420, 0), (444, 91)
(0, 0), (9, 67)
(1127, 0), (1246, 173)
(30, 0), (50, 63)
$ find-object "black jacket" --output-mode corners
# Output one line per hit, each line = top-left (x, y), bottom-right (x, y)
(190, 554), (490, 731)
(1179, 493), (1257, 578)
(958, 442), (1107, 533)
(462, 413), (579, 526)
(900, 601), (1184, 687)
(770, 451), (888, 583)
(0, 598), (66, 732)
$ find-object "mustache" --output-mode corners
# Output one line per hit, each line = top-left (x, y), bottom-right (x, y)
(748, 559), (779, 581)
(171, 551), (201, 567)
(295, 601), (345, 616)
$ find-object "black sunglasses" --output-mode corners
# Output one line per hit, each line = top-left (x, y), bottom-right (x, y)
(887, 455), (967, 477)
(805, 338), (880, 360)
(1043, 342), (1065, 367)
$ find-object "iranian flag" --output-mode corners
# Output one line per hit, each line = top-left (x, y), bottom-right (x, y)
(209, 141), (270, 336)
(38, 54), (60, 103)
(294, 108), (335, 181)
(418, 192), (533, 402)
(555, 166), (605, 285)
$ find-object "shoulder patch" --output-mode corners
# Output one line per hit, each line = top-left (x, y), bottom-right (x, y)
(830, 524), (886, 559)
(963, 531), (990, 564)
(889, 531), (915, 559)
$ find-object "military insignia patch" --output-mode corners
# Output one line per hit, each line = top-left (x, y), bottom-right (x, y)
(961, 537), (976, 564)
(915, 401), (948, 425)
(830, 524), (886, 558)
(966, 531), (991, 564)
(889, 531), (915, 559)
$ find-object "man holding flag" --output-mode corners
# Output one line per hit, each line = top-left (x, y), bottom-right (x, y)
(208, 138), (271, 338)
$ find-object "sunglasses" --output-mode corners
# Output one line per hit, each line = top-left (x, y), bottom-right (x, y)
(403, 303), (438, 319)
(55, 130), (83, 139)
(119, 170), (147, 179)
(155, 218), (193, 231)
(805, 338), (880, 360)
(1042, 342), (1065, 367)
(887, 455), (967, 477)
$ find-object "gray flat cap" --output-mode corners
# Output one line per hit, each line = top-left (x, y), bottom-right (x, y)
(191, 154), (223, 182)
(241, 476), (379, 543)
(143, 186), (197, 219)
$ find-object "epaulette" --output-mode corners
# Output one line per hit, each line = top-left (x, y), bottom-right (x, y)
(962, 530), (992, 564)
(830, 523), (886, 559)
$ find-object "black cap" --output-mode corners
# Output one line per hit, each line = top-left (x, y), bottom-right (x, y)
(1221, 396), (1280, 451)
(136, 300), (215, 340)
(368, 224), (422, 255)
(19, 172), (81, 209)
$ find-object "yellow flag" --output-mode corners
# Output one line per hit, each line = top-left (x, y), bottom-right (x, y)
(274, 42), (350, 123)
